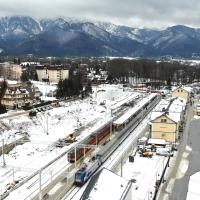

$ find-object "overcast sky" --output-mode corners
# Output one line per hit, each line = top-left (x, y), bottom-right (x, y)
(0, 0), (200, 29)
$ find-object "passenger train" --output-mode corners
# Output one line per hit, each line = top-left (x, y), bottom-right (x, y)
(71, 93), (160, 185)
(67, 121), (112, 163)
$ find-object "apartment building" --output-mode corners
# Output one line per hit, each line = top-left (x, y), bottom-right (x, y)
(0, 62), (22, 80)
(36, 65), (69, 83)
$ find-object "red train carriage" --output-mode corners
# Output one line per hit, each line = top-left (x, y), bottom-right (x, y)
(68, 122), (112, 163)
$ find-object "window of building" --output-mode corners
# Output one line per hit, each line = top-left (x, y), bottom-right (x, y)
(161, 119), (167, 123)
(161, 133), (166, 138)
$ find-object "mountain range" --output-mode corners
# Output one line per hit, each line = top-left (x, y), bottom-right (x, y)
(0, 16), (200, 57)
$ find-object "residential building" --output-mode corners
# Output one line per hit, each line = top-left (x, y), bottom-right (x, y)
(171, 86), (192, 102)
(2, 88), (32, 109)
(0, 62), (22, 80)
(23, 81), (42, 102)
(36, 65), (69, 83)
(0, 80), (32, 109)
(78, 64), (88, 85)
(150, 97), (186, 143)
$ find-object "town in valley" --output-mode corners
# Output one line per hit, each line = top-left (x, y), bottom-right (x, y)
(1, 0), (200, 199)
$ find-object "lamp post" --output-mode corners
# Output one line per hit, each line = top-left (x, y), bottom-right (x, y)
(2, 139), (6, 167)
(39, 169), (42, 200)
(46, 113), (49, 135)
(46, 112), (50, 135)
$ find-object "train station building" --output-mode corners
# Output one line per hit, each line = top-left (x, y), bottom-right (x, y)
(149, 97), (186, 143)
(171, 86), (192, 102)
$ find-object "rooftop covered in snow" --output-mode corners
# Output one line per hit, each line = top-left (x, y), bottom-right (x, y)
(150, 97), (186, 123)
(172, 86), (192, 93)
(80, 168), (132, 200)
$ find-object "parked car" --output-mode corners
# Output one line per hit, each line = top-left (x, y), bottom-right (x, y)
(29, 110), (37, 117)
(156, 148), (173, 157)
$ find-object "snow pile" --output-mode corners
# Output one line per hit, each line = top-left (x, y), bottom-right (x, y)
(31, 81), (57, 97)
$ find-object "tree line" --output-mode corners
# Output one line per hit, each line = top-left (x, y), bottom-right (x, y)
(106, 59), (200, 85)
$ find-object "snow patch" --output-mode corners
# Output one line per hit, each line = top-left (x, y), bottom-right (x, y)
(177, 159), (189, 179)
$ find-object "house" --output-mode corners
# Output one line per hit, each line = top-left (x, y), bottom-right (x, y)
(0, 80), (32, 109)
(171, 86), (192, 102)
(80, 168), (132, 200)
(23, 82), (42, 102)
(1, 88), (32, 109)
(150, 97), (186, 143)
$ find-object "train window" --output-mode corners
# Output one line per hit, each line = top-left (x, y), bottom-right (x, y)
(115, 124), (123, 131)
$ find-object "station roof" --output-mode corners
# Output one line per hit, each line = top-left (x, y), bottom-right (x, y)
(114, 93), (157, 125)
(80, 168), (131, 200)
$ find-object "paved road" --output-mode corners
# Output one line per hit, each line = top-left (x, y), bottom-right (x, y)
(0, 110), (29, 120)
(169, 117), (200, 200)
(158, 103), (200, 200)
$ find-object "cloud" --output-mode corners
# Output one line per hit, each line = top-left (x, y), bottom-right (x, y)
(0, 0), (200, 28)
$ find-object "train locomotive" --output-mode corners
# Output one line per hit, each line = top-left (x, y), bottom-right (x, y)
(74, 155), (102, 185)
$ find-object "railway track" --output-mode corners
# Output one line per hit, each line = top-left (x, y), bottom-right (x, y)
(62, 186), (81, 200)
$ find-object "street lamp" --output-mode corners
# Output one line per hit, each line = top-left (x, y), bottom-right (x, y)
(46, 112), (50, 135)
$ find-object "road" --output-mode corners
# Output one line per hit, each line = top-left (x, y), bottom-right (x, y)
(0, 110), (29, 120)
(158, 102), (200, 200)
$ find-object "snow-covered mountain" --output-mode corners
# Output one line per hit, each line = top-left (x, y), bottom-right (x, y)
(0, 16), (200, 57)
(0, 16), (41, 35)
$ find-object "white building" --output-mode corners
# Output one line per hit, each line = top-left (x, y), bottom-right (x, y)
(36, 65), (69, 83)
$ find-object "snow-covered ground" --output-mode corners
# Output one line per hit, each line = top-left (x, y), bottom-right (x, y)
(0, 84), (141, 199)
(31, 81), (57, 99)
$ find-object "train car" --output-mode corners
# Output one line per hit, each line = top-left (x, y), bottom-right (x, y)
(74, 156), (102, 186)
(113, 93), (159, 133)
(67, 121), (112, 163)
